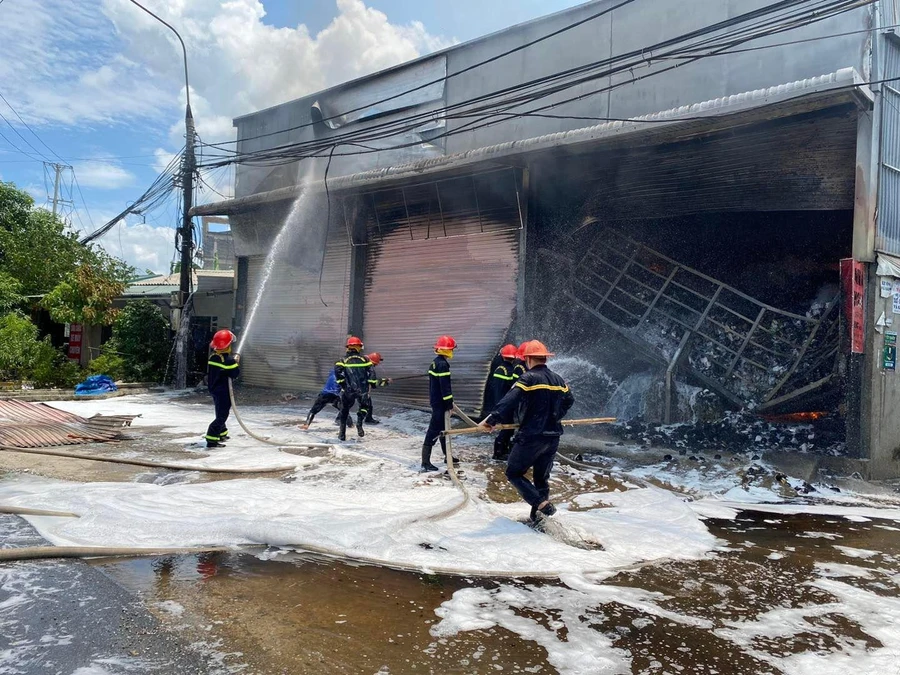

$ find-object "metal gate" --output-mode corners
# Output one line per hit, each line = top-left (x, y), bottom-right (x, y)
(355, 169), (524, 410)
(877, 35), (900, 254)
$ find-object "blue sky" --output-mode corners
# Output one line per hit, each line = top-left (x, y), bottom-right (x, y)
(0, 0), (582, 274)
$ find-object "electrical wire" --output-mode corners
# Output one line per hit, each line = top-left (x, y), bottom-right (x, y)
(196, 0), (871, 171)
(79, 148), (183, 244)
(209, 0), (640, 149)
(318, 146), (336, 307)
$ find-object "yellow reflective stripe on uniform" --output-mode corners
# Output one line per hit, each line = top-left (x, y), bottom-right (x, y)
(493, 373), (514, 380)
(342, 362), (372, 368)
(514, 382), (570, 393)
(442, 394), (454, 400)
(208, 361), (238, 370)
(428, 370), (451, 377)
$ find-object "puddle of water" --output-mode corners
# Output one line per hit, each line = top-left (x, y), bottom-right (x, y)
(97, 552), (552, 673)
(94, 510), (900, 674)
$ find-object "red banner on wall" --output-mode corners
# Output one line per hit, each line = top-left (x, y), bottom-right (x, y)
(840, 259), (865, 354)
(67, 323), (83, 362)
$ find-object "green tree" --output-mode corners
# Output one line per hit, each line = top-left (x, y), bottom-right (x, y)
(0, 181), (133, 324)
(103, 300), (172, 382)
(0, 312), (81, 387)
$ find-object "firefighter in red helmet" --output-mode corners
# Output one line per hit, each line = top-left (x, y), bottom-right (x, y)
(486, 344), (518, 461)
(422, 335), (457, 471)
(480, 340), (575, 525)
(364, 352), (391, 424)
(205, 329), (240, 448)
(334, 336), (376, 441)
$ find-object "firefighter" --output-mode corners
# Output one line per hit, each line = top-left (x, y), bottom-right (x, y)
(422, 335), (456, 472)
(302, 365), (342, 430)
(205, 329), (240, 448)
(489, 344), (519, 461)
(364, 352), (391, 424)
(479, 340), (575, 523)
(513, 341), (529, 381)
(335, 336), (376, 441)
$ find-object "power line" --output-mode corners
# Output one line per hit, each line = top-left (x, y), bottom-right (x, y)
(0, 90), (63, 162)
(213, 0), (641, 148)
(197, 0), (868, 170)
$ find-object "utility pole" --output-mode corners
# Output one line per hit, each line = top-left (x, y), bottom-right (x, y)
(175, 108), (196, 389)
(50, 163), (62, 217)
(127, 0), (195, 389)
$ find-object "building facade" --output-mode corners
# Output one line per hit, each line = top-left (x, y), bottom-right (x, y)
(194, 0), (900, 477)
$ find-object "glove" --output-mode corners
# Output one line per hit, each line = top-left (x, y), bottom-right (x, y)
(379, 378), (390, 387)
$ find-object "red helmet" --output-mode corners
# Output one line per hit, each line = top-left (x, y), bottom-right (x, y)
(522, 340), (554, 358)
(516, 341), (530, 360)
(500, 344), (518, 359)
(210, 329), (235, 351)
(346, 336), (364, 350)
(367, 352), (383, 366)
(434, 335), (457, 350)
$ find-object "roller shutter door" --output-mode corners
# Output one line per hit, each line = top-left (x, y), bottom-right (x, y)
(358, 169), (522, 411)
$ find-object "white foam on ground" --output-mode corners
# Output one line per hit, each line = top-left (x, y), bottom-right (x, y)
(715, 577), (900, 675)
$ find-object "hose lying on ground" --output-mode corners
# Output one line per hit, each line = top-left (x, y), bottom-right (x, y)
(228, 380), (332, 450)
(0, 445), (297, 474)
(0, 540), (638, 579)
(0, 546), (229, 562)
(0, 505), (79, 517)
(229, 380), (472, 524)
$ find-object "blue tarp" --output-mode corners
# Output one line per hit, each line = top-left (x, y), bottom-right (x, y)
(75, 375), (118, 396)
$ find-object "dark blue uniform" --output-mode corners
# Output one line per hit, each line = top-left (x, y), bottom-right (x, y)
(205, 352), (240, 445)
(489, 360), (517, 460)
(486, 364), (575, 509)
(335, 351), (376, 438)
(423, 354), (453, 462)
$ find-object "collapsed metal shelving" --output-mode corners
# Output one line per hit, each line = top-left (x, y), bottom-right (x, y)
(543, 229), (841, 418)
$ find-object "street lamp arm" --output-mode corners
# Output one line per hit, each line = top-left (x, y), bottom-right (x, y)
(127, 0), (191, 111)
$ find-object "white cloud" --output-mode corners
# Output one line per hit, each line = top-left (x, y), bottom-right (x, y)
(95, 220), (176, 274)
(74, 161), (136, 189)
(1, 0), (451, 142)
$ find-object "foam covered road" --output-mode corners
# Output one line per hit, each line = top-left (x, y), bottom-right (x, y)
(0, 515), (219, 675)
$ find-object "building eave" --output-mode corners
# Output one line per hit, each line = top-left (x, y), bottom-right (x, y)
(192, 67), (867, 217)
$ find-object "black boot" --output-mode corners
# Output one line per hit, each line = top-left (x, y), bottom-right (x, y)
(492, 438), (509, 461)
(421, 444), (439, 472)
(365, 416), (381, 425)
(338, 419), (347, 442)
(356, 415), (365, 438)
(302, 414), (313, 430)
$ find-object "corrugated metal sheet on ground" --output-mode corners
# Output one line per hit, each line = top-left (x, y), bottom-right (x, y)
(0, 400), (138, 448)
(239, 214), (352, 391)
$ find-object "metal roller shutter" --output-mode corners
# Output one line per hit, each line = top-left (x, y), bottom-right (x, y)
(239, 218), (351, 391)
(359, 169), (522, 411)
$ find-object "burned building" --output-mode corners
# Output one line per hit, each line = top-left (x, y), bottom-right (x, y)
(194, 0), (900, 477)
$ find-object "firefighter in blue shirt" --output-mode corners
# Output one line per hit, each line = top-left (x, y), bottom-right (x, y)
(480, 340), (575, 523)
(302, 368), (343, 430)
(422, 335), (457, 472)
(205, 329), (240, 448)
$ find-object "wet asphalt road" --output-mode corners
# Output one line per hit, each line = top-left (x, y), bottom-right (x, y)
(0, 515), (221, 675)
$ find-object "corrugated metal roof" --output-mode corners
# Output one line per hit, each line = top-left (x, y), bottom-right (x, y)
(0, 400), (137, 448)
(193, 68), (866, 217)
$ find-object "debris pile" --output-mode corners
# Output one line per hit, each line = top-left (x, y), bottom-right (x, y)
(608, 411), (845, 456)
(0, 399), (138, 448)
